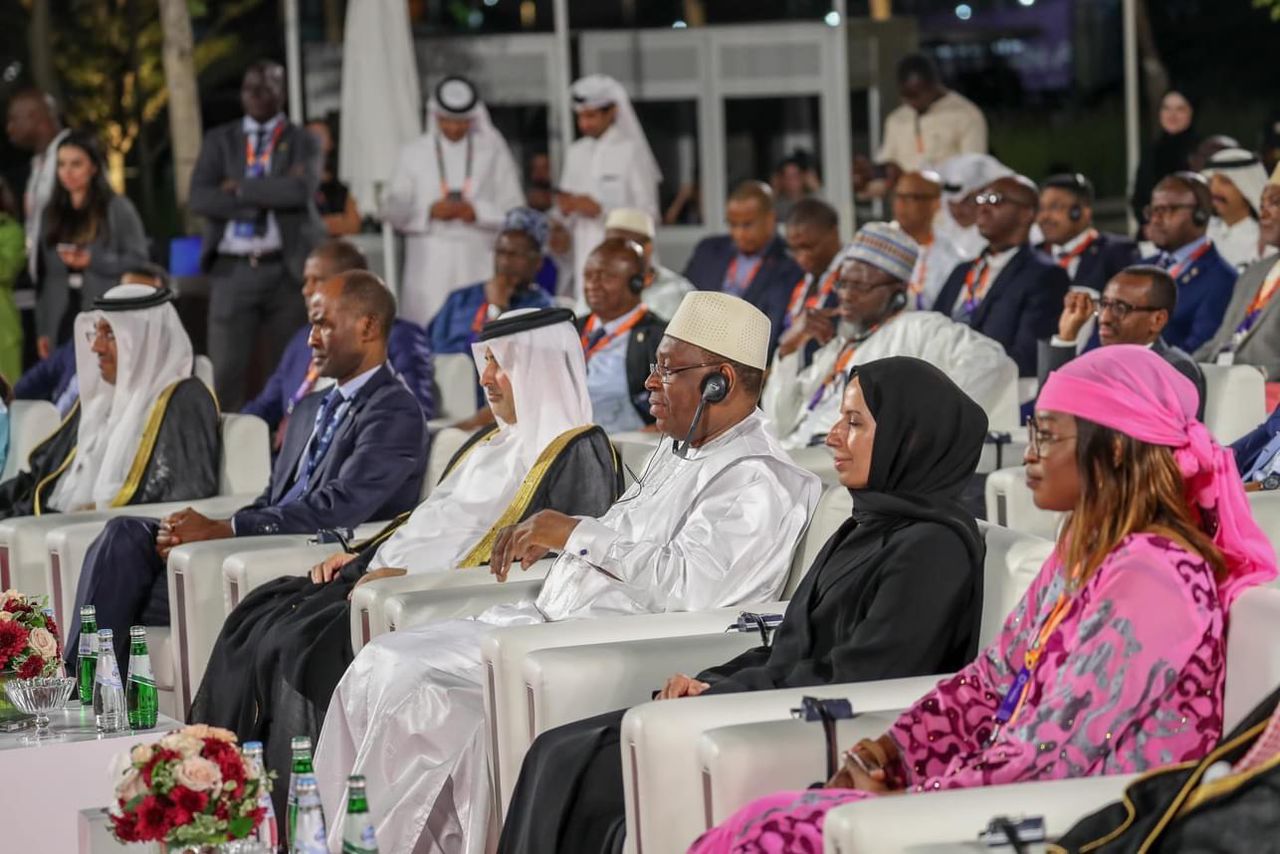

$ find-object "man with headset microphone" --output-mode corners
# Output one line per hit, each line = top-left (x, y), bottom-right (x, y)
(1036, 173), (1138, 295)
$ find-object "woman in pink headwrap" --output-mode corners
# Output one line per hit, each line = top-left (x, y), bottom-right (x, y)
(689, 345), (1276, 854)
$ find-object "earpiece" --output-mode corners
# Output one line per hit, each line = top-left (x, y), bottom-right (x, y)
(629, 272), (645, 294)
(1067, 204), (1083, 222)
(700, 371), (729, 404)
(888, 290), (909, 313)
(1171, 171), (1212, 226)
(1192, 205), (1211, 227)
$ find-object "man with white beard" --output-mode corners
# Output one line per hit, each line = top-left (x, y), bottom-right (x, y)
(763, 223), (1017, 449)
(313, 292), (821, 853)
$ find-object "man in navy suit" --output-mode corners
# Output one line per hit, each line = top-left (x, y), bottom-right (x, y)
(242, 238), (435, 450)
(66, 270), (428, 669)
(1233, 403), (1280, 482)
(934, 175), (1070, 376)
(1142, 172), (1238, 354)
(682, 180), (804, 353)
(1036, 173), (1138, 295)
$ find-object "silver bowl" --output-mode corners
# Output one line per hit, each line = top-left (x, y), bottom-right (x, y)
(4, 675), (75, 743)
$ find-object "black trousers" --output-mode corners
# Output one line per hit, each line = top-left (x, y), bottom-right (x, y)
(64, 516), (167, 672)
(498, 708), (629, 854)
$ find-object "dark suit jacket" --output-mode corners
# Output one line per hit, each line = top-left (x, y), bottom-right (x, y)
(1039, 337), (1206, 419)
(1038, 231), (1139, 294)
(232, 364), (427, 536)
(188, 118), (326, 280)
(242, 319), (437, 428)
(683, 235), (804, 354)
(576, 310), (666, 424)
(934, 245), (1071, 377)
(1142, 243), (1238, 355)
(1231, 403), (1280, 475)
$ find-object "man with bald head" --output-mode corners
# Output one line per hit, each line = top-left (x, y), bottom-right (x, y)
(892, 170), (963, 309)
(683, 180), (805, 351)
(934, 174), (1070, 375)
(578, 237), (667, 432)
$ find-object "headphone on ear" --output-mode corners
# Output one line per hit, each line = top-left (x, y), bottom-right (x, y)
(628, 271), (645, 294)
(1171, 171), (1212, 226)
(1192, 203), (1211, 227)
(700, 371), (729, 404)
(888, 290), (909, 313)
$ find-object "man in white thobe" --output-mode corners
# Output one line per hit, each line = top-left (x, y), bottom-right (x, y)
(1203, 147), (1269, 270)
(557, 74), (662, 304)
(314, 292), (821, 854)
(382, 75), (525, 324)
(764, 222), (1017, 450)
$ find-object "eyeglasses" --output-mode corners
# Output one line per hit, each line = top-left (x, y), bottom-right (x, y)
(974, 191), (1031, 208)
(649, 361), (719, 383)
(837, 279), (896, 295)
(1094, 297), (1161, 321)
(1026, 424), (1076, 458)
(1142, 203), (1197, 220)
(894, 192), (939, 203)
(84, 328), (115, 345)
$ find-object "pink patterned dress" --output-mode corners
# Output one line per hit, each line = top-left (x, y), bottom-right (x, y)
(689, 533), (1229, 854)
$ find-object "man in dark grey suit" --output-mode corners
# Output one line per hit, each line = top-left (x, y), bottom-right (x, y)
(1040, 264), (1206, 417)
(189, 60), (325, 409)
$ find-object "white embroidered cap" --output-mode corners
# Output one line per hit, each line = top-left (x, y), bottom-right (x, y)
(604, 208), (656, 239)
(664, 291), (771, 371)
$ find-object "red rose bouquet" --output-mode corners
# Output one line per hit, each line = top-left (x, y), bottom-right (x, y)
(0, 589), (61, 677)
(108, 724), (270, 847)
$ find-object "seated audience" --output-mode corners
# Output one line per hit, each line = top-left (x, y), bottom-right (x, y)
(242, 239), (434, 448)
(604, 208), (693, 321)
(934, 175), (1070, 376)
(1231, 401), (1280, 484)
(891, 170), (962, 310)
(311, 292), (821, 853)
(1041, 265), (1205, 416)
(14, 264), (168, 415)
(935, 153), (1012, 260)
(1203, 147), (1268, 269)
(781, 198), (846, 332)
(191, 307), (623, 819)
(0, 284), (218, 520)
(1036, 173), (1138, 294)
(765, 223), (1015, 449)
(1142, 172), (1238, 354)
(683, 180), (804, 351)
(428, 207), (554, 354)
(1195, 180), (1280, 373)
(690, 345), (1276, 852)
(578, 238), (666, 434)
(63, 271), (427, 670)
(499, 356), (991, 854)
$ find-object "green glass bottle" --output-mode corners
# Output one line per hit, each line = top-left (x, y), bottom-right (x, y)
(125, 626), (158, 729)
(341, 775), (378, 853)
(76, 606), (98, 705)
(287, 735), (315, 849)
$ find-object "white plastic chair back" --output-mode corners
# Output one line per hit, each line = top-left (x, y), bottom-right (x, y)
(1, 400), (60, 481)
(984, 466), (1062, 540)
(1246, 491), (1280, 564)
(194, 355), (215, 392)
(432, 353), (478, 420)
(217, 414), (270, 496)
(425, 427), (470, 499)
(1200, 363), (1266, 444)
(1224, 586), (1280, 730)
(783, 486), (852, 598)
(977, 522), (1054, 647)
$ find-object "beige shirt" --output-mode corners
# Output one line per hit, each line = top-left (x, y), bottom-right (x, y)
(878, 90), (988, 172)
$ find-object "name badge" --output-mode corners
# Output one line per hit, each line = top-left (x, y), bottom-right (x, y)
(1216, 350), (1236, 366)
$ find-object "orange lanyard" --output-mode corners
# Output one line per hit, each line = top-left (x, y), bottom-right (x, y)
(1246, 265), (1280, 317)
(1055, 229), (1098, 270)
(244, 122), (286, 171)
(787, 266), (840, 319)
(1007, 592), (1074, 726)
(581, 307), (648, 361)
(961, 258), (993, 313)
(470, 301), (490, 336)
(724, 256), (764, 295)
(1168, 241), (1213, 280)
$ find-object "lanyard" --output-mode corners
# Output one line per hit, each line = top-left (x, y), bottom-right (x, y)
(301, 393), (352, 488)
(286, 364), (319, 414)
(470, 301), (491, 338)
(1168, 241), (1213, 280)
(989, 590), (1074, 743)
(908, 237), (934, 309)
(581, 307), (648, 361)
(434, 132), (474, 199)
(805, 332), (876, 411)
(787, 266), (841, 320)
(1235, 259), (1280, 343)
(961, 257), (994, 315)
(244, 122), (286, 172)
(1054, 229), (1098, 270)
(724, 255), (764, 297)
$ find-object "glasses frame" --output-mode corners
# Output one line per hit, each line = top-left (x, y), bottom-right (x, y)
(1142, 202), (1197, 220)
(649, 361), (720, 384)
(1093, 298), (1161, 321)
(974, 191), (1032, 208)
(84, 328), (116, 345)
(1026, 423), (1076, 458)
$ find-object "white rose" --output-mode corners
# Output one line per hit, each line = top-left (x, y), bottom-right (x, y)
(174, 756), (222, 793)
(1, 589), (19, 603)
(130, 744), (154, 766)
(116, 768), (148, 802)
(159, 732), (204, 758)
(28, 627), (57, 660)
(0, 612), (12, 622)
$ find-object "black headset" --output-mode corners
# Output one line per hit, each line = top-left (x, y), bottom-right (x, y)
(700, 370), (729, 404)
(887, 290), (909, 313)
(1044, 172), (1094, 222)
(628, 270), (645, 294)
(1170, 171), (1213, 226)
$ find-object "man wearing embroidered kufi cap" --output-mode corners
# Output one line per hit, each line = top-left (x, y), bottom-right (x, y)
(382, 75), (526, 324)
(604, 207), (694, 320)
(557, 74), (662, 304)
(764, 222), (1019, 449)
(312, 291), (821, 854)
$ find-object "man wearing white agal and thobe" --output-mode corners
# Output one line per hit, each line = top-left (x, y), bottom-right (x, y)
(558, 74), (662, 303)
(313, 292), (821, 854)
(764, 222), (1017, 451)
(1203, 147), (1269, 270)
(382, 75), (525, 324)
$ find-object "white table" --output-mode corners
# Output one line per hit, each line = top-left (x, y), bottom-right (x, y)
(0, 702), (178, 853)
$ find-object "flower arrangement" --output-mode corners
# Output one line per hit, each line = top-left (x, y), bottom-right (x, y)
(0, 589), (61, 677)
(108, 724), (270, 848)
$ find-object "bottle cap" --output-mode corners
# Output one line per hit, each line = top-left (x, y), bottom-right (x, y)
(242, 740), (264, 755)
(129, 626), (146, 638)
(98, 628), (113, 641)
(291, 735), (312, 751)
(80, 605), (96, 617)
(348, 774), (367, 790)
(295, 775), (318, 794)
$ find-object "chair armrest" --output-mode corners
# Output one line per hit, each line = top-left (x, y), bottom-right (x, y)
(485, 608), (775, 814)
(222, 540), (337, 611)
(167, 535), (322, 719)
(384, 578), (544, 632)
(698, 713), (899, 829)
(350, 560), (554, 652)
(620, 674), (945, 854)
(0, 512), (119, 599)
(823, 773), (1138, 854)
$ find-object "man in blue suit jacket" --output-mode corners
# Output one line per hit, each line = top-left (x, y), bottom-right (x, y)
(934, 175), (1070, 376)
(242, 239), (434, 448)
(67, 270), (428, 669)
(1142, 172), (1238, 354)
(1232, 403), (1280, 481)
(682, 180), (804, 353)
